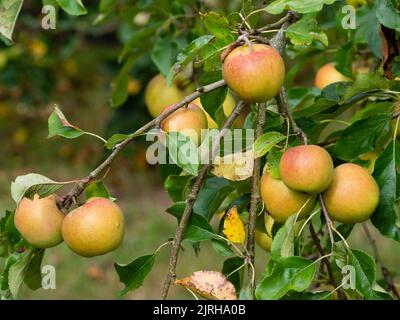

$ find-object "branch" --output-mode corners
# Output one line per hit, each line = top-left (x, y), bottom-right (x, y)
(254, 11), (300, 34)
(362, 224), (400, 299)
(246, 102), (267, 298)
(319, 194), (335, 249)
(59, 79), (227, 209)
(161, 101), (246, 300)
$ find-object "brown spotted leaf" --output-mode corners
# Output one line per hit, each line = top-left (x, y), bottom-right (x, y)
(175, 271), (237, 300)
(48, 106), (84, 139)
(223, 206), (245, 244)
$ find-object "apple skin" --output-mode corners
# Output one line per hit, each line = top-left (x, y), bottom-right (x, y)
(62, 197), (125, 257)
(323, 163), (380, 224)
(260, 173), (317, 223)
(255, 214), (274, 252)
(161, 103), (208, 146)
(280, 145), (334, 193)
(14, 194), (64, 248)
(145, 74), (185, 118)
(315, 63), (349, 89)
(222, 44), (285, 102)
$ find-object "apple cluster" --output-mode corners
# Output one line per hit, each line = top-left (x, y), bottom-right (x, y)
(14, 195), (125, 257)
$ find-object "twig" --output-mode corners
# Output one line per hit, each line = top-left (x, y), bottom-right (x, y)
(254, 11), (299, 34)
(318, 194), (335, 250)
(161, 101), (246, 300)
(362, 224), (400, 299)
(246, 103), (267, 298)
(59, 80), (226, 209)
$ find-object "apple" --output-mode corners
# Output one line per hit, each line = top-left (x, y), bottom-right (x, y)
(315, 63), (350, 89)
(280, 145), (334, 193)
(222, 44), (285, 102)
(161, 103), (208, 146)
(323, 163), (380, 224)
(14, 194), (64, 248)
(62, 197), (125, 257)
(260, 172), (317, 223)
(145, 74), (185, 118)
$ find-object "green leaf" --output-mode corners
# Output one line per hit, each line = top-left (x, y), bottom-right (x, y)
(0, 0), (23, 44)
(201, 12), (235, 43)
(344, 73), (390, 101)
(151, 35), (179, 77)
(11, 173), (72, 205)
(24, 249), (45, 291)
(371, 140), (400, 241)
(222, 257), (244, 292)
(193, 177), (235, 220)
(270, 214), (298, 261)
(168, 35), (214, 82)
(8, 248), (37, 299)
(166, 132), (199, 176)
(286, 16), (328, 46)
(1, 210), (21, 247)
(333, 113), (391, 161)
(164, 174), (193, 202)
(115, 254), (155, 296)
(375, 0), (400, 33)
(255, 256), (317, 300)
(333, 224), (354, 242)
(48, 107), (83, 139)
(348, 249), (376, 299)
(266, 0), (336, 14)
(111, 54), (142, 107)
(334, 42), (354, 78)
(211, 239), (234, 256)
(266, 149), (283, 179)
(56, 0), (87, 15)
(253, 131), (286, 158)
(105, 133), (131, 149)
(355, 5), (382, 58)
(85, 180), (110, 199)
(199, 71), (228, 121)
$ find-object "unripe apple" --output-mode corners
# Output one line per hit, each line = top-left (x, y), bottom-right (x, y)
(145, 74), (185, 118)
(280, 145), (334, 193)
(255, 214), (274, 252)
(315, 63), (350, 89)
(323, 163), (380, 224)
(194, 93), (236, 128)
(222, 44), (285, 102)
(260, 172), (317, 223)
(161, 103), (208, 146)
(14, 194), (64, 248)
(62, 197), (125, 257)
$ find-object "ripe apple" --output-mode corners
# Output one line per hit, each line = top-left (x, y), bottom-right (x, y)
(280, 145), (334, 193)
(255, 214), (274, 252)
(222, 44), (285, 102)
(145, 74), (185, 118)
(62, 197), (125, 257)
(161, 103), (208, 146)
(315, 63), (350, 89)
(14, 194), (64, 248)
(323, 163), (380, 224)
(194, 93), (236, 129)
(260, 172), (317, 223)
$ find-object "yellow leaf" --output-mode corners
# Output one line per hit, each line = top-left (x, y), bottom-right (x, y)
(211, 150), (254, 181)
(223, 206), (245, 244)
(175, 271), (237, 300)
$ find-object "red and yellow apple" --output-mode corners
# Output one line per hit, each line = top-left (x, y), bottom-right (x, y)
(280, 145), (334, 193)
(323, 163), (380, 224)
(222, 44), (285, 102)
(62, 197), (125, 257)
(260, 172), (317, 223)
(315, 63), (350, 89)
(15, 194), (64, 248)
(161, 103), (208, 145)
